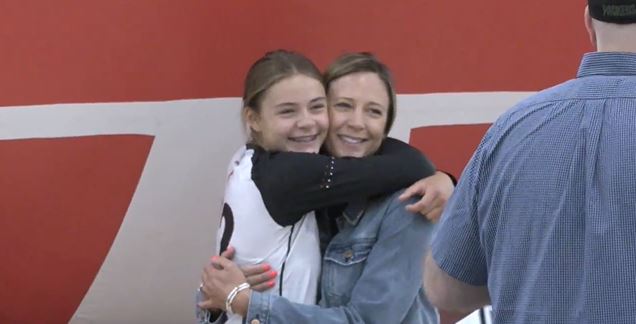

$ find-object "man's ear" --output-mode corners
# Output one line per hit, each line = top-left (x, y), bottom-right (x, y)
(584, 6), (598, 50)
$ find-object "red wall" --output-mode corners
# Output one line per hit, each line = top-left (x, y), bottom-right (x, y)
(0, 0), (590, 107)
(0, 136), (153, 323)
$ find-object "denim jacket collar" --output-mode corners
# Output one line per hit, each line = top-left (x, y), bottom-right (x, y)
(340, 199), (368, 227)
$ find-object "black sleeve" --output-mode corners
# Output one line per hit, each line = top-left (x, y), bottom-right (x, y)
(251, 137), (436, 226)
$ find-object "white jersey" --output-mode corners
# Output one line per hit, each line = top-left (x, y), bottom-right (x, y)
(217, 146), (321, 324)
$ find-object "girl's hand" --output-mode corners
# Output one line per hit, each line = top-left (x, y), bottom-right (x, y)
(399, 171), (455, 222)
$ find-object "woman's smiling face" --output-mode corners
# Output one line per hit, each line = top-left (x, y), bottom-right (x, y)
(325, 71), (389, 158)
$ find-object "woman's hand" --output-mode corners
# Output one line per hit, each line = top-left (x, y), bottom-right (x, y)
(219, 246), (277, 292)
(198, 256), (250, 316)
(241, 264), (277, 291)
(398, 171), (455, 222)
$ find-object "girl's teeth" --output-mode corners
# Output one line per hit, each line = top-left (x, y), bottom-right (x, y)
(291, 135), (316, 142)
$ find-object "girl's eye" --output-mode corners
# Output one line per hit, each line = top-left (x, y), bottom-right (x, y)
(311, 104), (326, 110)
(279, 109), (295, 115)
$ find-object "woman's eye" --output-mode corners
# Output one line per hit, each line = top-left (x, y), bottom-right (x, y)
(369, 108), (383, 116)
(311, 104), (326, 110)
(279, 109), (295, 115)
(335, 102), (352, 109)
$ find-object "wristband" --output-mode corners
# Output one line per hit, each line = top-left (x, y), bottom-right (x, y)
(225, 282), (250, 316)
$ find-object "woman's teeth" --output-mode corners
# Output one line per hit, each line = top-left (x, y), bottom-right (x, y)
(339, 135), (364, 144)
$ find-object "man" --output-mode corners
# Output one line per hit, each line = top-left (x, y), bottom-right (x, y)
(424, 0), (636, 322)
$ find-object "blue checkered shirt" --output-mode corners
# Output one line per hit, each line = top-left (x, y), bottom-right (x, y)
(432, 52), (636, 323)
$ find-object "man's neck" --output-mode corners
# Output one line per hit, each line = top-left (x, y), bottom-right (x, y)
(595, 23), (636, 52)
(596, 43), (636, 52)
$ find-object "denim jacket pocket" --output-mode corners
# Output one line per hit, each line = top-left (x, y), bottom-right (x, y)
(322, 238), (375, 303)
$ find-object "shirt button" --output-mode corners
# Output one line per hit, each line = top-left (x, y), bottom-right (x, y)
(343, 250), (353, 261)
(250, 319), (261, 324)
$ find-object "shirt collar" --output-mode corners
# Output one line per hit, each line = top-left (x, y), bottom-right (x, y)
(577, 52), (636, 78)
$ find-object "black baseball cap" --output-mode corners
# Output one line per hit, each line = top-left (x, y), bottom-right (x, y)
(589, 0), (636, 23)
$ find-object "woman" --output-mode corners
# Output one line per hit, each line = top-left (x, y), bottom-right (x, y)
(199, 52), (444, 323)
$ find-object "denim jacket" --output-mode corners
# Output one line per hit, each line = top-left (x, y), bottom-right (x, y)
(245, 190), (438, 324)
